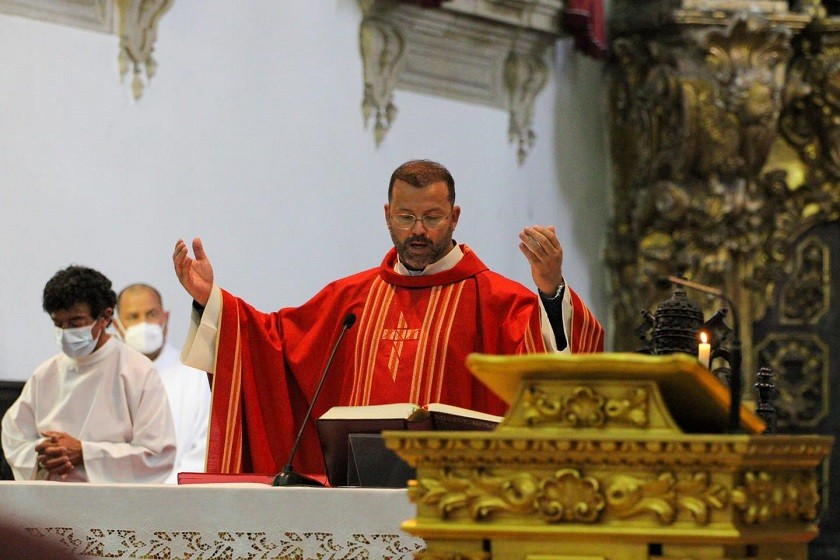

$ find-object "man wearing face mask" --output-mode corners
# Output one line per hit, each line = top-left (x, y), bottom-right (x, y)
(1, 266), (176, 482)
(115, 283), (211, 483)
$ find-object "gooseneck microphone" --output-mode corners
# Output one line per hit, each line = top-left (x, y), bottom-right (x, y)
(273, 312), (357, 486)
(662, 275), (742, 433)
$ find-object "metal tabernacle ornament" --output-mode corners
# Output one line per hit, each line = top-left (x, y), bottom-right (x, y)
(635, 276), (742, 433)
(652, 286), (703, 355)
(636, 283), (733, 365)
(637, 276), (744, 432)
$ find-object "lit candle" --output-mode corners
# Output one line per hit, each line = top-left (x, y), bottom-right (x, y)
(698, 331), (711, 369)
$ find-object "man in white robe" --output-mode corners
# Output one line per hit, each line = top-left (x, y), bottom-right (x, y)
(115, 283), (211, 483)
(1, 266), (175, 483)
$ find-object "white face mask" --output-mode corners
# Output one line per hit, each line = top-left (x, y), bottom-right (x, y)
(55, 321), (100, 359)
(123, 321), (165, 355)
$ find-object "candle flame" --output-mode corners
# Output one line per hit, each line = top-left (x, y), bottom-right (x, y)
(700, 331), (708, 344)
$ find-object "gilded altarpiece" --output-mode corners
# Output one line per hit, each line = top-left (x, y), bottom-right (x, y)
(606, 2), (840, 557)
(387, 353), (833, 560)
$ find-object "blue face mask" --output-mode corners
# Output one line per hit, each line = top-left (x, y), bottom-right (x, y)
(55, 320), (100, 359)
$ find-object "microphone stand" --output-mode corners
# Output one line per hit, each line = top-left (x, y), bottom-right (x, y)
(665, 276), (742, 433)
(273, 313), (357, 486)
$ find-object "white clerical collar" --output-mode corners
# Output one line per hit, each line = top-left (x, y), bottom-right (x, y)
(395, 243), (463, 276)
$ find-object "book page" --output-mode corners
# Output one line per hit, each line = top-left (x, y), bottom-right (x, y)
(424, 403), (503, 423)
(318, 403), (421, 421)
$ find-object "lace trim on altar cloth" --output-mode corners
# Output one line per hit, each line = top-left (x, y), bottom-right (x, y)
(20, 527), (426, 560)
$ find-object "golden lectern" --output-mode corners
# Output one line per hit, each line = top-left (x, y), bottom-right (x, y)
(384, 353), (833, 560)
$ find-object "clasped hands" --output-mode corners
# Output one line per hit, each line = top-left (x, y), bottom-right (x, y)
(35, 431), (82, 479)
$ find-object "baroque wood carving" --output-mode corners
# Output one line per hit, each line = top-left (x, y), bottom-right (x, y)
(606, 3), (839, 556)
(386, 352), (832, 560)
(606, 4), (839, 380)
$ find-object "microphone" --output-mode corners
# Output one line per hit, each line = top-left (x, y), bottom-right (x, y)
(661, 276), (742, 433)
(273, 312), (357, 486)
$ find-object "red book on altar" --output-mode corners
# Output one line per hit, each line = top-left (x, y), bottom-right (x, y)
(176, 472), (329, 486)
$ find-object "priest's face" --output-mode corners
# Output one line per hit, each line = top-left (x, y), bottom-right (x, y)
(386, 179), (460, 271)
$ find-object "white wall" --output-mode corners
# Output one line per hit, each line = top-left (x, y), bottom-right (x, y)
(0, 1), (611, 381)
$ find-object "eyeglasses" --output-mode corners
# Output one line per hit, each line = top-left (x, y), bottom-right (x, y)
(389, 212), (452, 230)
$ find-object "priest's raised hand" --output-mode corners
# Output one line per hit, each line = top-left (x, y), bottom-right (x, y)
(173, 238), (214, 307)
(518, 224), (565, 297)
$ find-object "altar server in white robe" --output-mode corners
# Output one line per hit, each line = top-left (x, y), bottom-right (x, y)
(115, 283), (211, 483)
(1, 266), (176, 483)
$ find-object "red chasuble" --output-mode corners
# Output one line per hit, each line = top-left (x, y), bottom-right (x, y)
(207, 245), (603, 476)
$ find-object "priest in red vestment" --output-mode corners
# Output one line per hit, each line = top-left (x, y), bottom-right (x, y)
(174, 160), (604, 478)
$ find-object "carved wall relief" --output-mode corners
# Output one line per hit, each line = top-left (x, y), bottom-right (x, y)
(779, 235), (830, 326)
(607, 3), (839, 556)
(607, 14), (799, 361)
(358, 0), (562, 163)
(0, 0), (173, 99)
(606, 6), (839, 374)
(754, 333), (829, 427)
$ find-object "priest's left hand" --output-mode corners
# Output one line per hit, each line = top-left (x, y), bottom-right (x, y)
(36, 431), (83, 479)
(518, 225), (564, 296)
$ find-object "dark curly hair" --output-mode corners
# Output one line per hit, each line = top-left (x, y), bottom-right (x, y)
(42, 266), (117, 320)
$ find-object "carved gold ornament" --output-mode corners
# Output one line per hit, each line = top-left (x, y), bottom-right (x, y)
(606, 472), (728, 524)
(409, 467), (743, 526)
(521, 385), (649, 428)
(732, 470), (821, 523)
(410, 468), (607, 523)
(536, 469), (606, 523)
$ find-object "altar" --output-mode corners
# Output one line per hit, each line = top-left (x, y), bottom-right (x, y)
(0, 481), (425, 559)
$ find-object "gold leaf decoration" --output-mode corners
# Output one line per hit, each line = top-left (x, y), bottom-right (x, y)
(732, 470), (820, 524)
(607, 472), (729, 525)
(536, 469), (606, 523)
(521, 385), (648, 428)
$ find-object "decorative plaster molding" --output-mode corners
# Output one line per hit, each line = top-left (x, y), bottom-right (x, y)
(360, 15), (405, 147)
(358, 0), (565, 164)
(0, 0), (113, 32)
(116, 0), (172, 100)
(444, 0), (565, 33)
(0, 0), (172, 99)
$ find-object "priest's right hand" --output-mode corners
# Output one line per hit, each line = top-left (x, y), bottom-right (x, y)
(173, 237), (214, 307)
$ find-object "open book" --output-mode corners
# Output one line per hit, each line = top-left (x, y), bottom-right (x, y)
(316, 403), (502, 487)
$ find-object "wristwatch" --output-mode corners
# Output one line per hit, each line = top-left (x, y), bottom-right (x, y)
(539, 280), (565, 301)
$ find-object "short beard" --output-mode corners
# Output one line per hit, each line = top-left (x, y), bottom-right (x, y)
(389, 229), (453, 271)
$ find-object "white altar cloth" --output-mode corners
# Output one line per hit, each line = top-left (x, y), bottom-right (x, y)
(0, 481), (425, 559)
